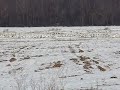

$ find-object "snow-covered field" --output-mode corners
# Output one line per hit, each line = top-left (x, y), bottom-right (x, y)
(0, 26), (120, 90)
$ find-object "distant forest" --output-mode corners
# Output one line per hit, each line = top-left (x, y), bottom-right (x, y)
(0, 0), (120, 26)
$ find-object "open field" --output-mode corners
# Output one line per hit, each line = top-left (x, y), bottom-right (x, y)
(0, 27), (120, 90)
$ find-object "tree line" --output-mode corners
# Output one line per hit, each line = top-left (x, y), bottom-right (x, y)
(0, 0), (120, 26)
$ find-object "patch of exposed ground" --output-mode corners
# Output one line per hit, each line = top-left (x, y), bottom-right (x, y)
(9, 58), (17, 62)
(34, 61), (63, 72)
(69, 45), (107, 73)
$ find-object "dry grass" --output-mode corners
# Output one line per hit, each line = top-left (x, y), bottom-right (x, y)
(6, 64), (11, 66)
(79, 49), (84, 53)
(53, 61), (63, 68)
(92, 60), (99, 64)
(79, 56), (90, 61)
(24, 56), (30, 59)
(97, 66), (106, 71)
(9, 58), (16, 62)
(34, 61), (63, 72)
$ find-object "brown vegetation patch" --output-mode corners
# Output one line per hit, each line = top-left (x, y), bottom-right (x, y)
(9, 58), (16, 62)
(83, 61), (91, 66)
(16, 67), (23, 70)
(70, 58), (83, 65)
(79, 56), (90, 61)
(70, 58), (78, 61)
(79, 49), (84, 53)
(87, 49), (94, 52)
(19, 46), (27, 50)
(114, 51), (120, 54)
(0, 60), (8, 62)
(24, 56), (30, 59)
(59, 74), (81, 78)
(97, 66), (106, 71)
(83, 63), (93, 70)
(70, 58), (79, 64)
(41, 63), (45, 66)
(70, 56), (91, 66)
(32, 55), (43, 57)
(92, 60), (99, 64)
(34, 61), (63, 72)
(8, 67), (23, 74)
(52, 61), (63, 68)
(110, 76), (117, 79)
(93, 57), (99, 59)
(84, 69), (92, 73)
(70, 53), (107, 73)
(6, 64), (11, 66)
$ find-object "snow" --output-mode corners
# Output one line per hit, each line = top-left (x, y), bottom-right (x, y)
(0, 26), (120, 90)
